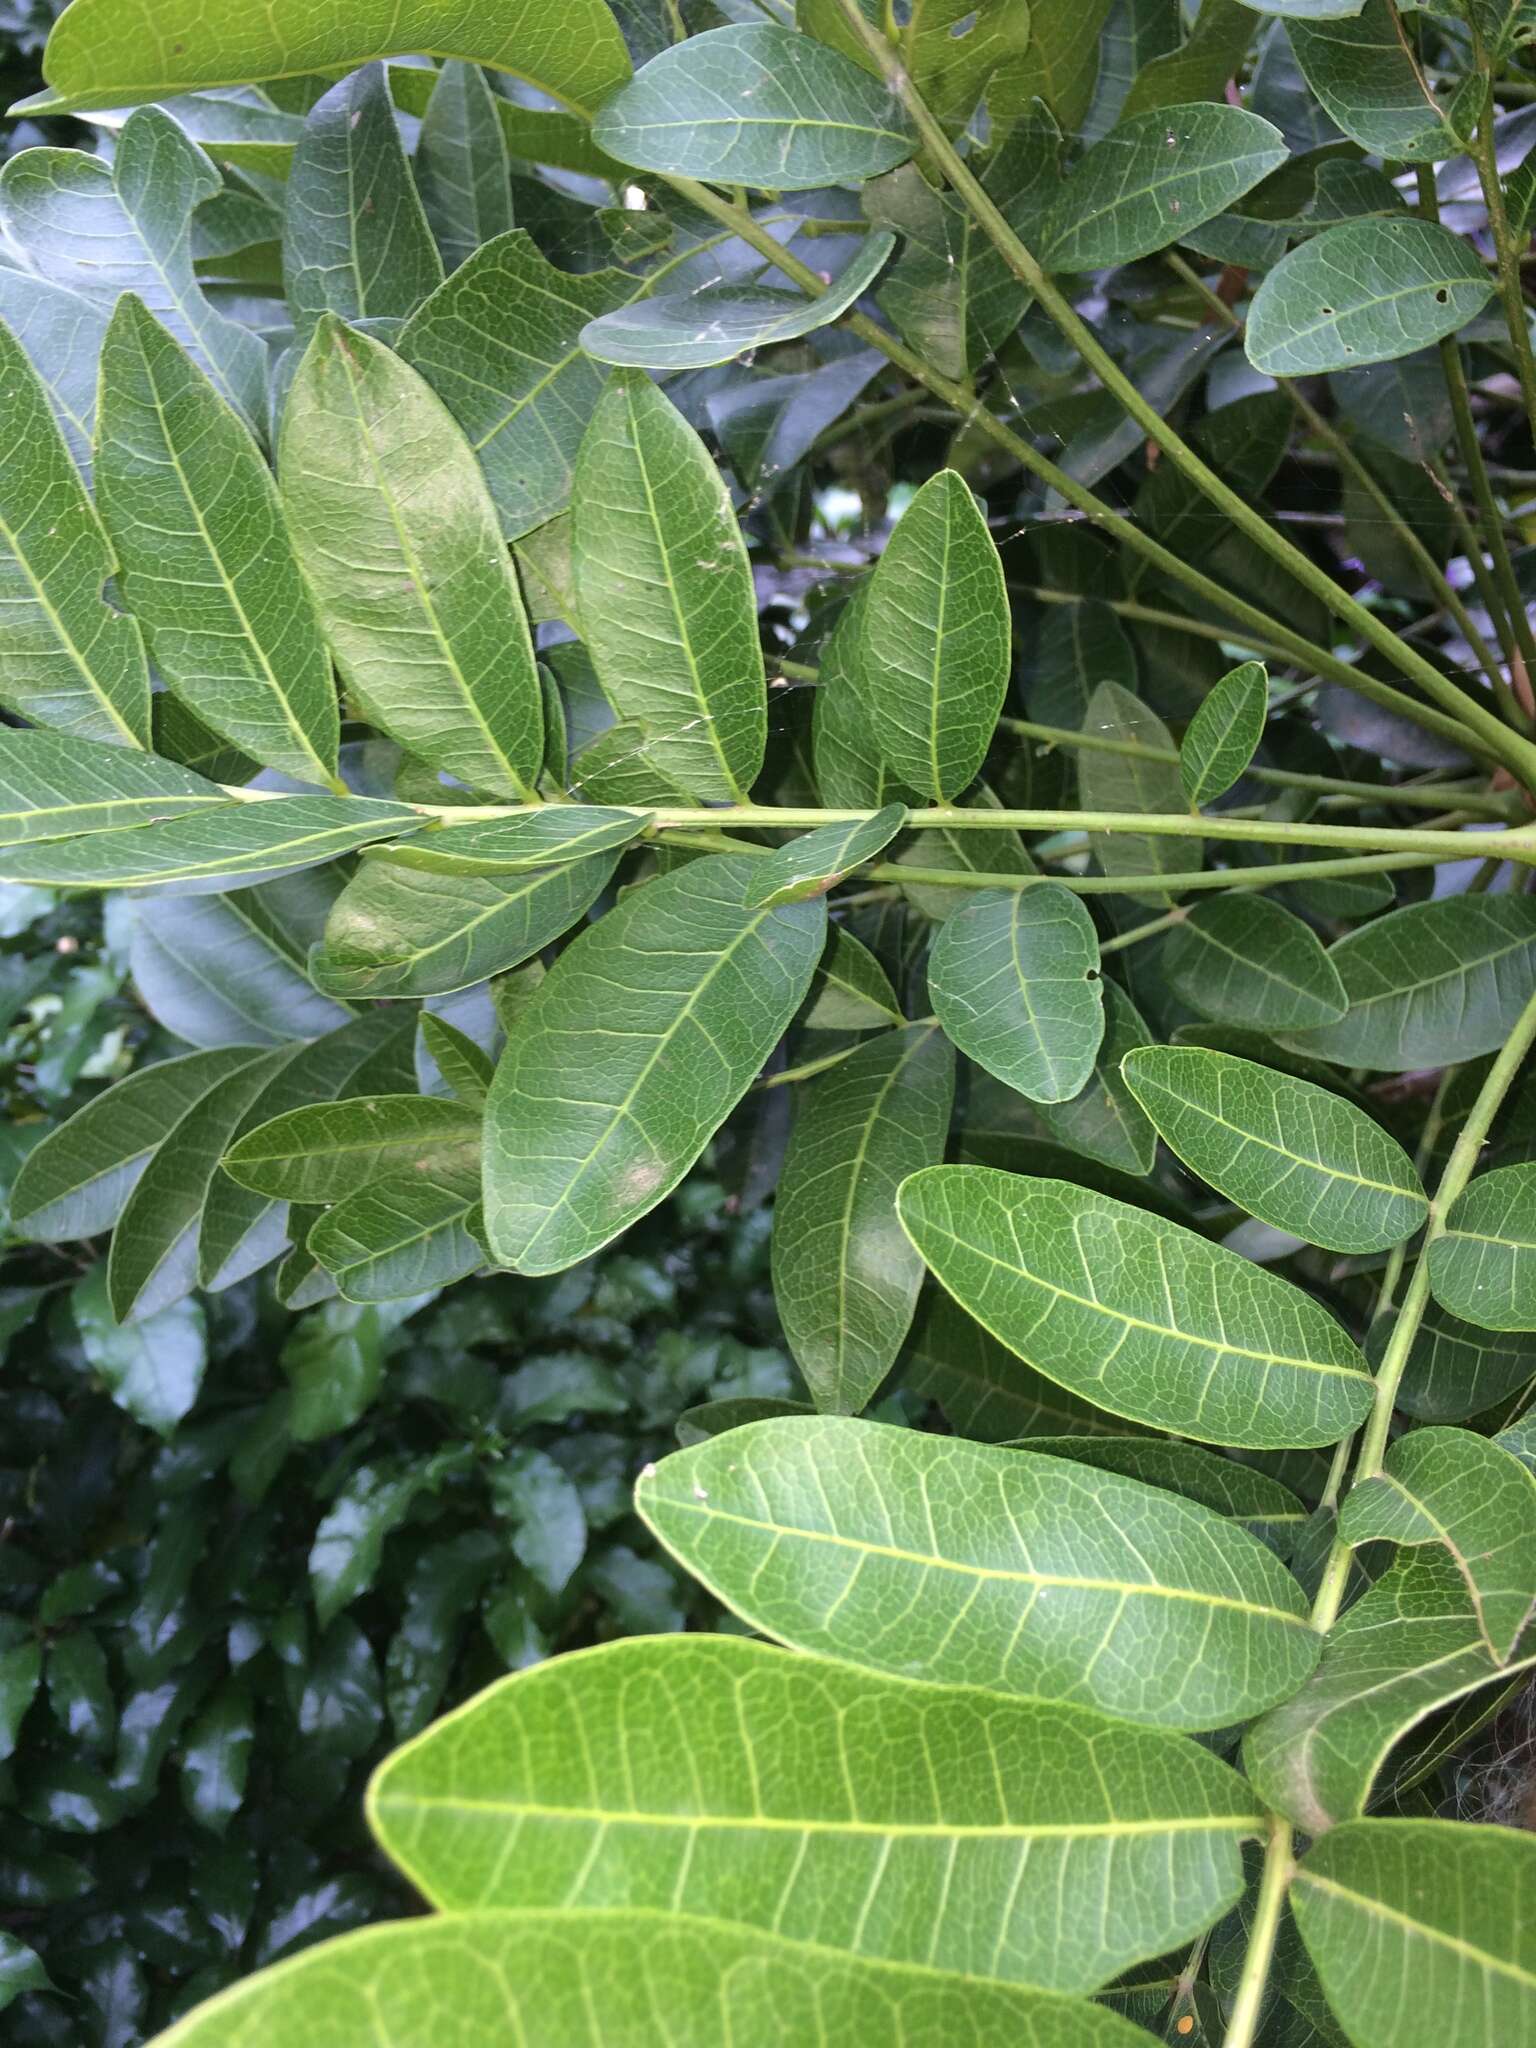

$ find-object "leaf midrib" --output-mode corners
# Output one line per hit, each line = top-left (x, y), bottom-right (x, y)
(376, 1792), (1257, 1842)
(917, 1216), (1367, 1382)
(647, 1492), (1316, 1628)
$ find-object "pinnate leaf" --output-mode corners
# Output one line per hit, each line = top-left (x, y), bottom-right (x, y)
(1339, 1427), (1536, 1662)
(0, 107), (267, 425)
(97, 295), (339, 788)
(365, 807), (645, 877)
(580, 232), (895, 370)
(572, 372), (766, 803)
(152, 1909), (1152, 2047)
(1163, 895), (1347, 1031)
(1121, 1045), (1427, 1254)
(746, 806), (907, 909)
(772, 1023), (954, 1415)
(224, 1095), (481, 1205)
(484, 855), (826, 1274)
(0, 729), (225, 848)
(283, 65), (442, 340)
(1292, 1819), (1536, 2048)
(898, 1165), (1373, 1447)
(0, 796), (418, 893)
(928, 884), (1105, 1104)
(371, 1634), (1257, 1992)
(1179, 661), (1267, 807)
(638, 1414), (1319, 1727)
(853, 470), (1011, 804)
(1244, 1552), (1536, 1829)
(0, 320), (150, 749)
(592, 24), (916, 191)
(312, 851), (617, 999)
(1247, 220), (1493, 378)
(1040, 103), (1287, 270)
(1284, 895), (1536, 1071)
(281, 317), (543, 801)
(1429, 1162), (1536, 1331)
(397, 231), (665, 541)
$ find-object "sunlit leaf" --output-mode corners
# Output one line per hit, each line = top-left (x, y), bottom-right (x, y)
(928, 884), (1105, 1104)
(638, 1414), (1319, 1727)
(484, 855), (826, 1273)
(1121, 1045), (1427, 1254)
(898, 1165), (1373, 1447)
(772, 1023), (954, 1414)
(370, 1635), (1258, 1992)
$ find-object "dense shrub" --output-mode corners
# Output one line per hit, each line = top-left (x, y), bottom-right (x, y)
(0, 0), (1535, 2043)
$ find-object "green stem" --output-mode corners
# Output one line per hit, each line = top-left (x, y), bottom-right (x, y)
(1015, 584), (1387, 678)
(1472, 85), (1536, 438)
(1001, 717), (1521, 818)
(864, 852), (1440, 895)
(1098, 907), (1187, 953)
(1164, 250), (1514, 709)
(1221, 1814), (1296, 2048)
(1418, 168), (1536, 692)
(1353, 986), (1536, 1488)
(664, 176), (1511, 773)
(832, 0), (1536, 788)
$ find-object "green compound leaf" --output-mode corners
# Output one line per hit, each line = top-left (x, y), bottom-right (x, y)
(106, 1048), (293, 1321)
(1035, 981), (1158, 1177)
(365, 807), (647, 877)
(1078, 681), (1190, 899)
(1292, 1819), (1536, 2048)
(1287, 0), (1450, 164)
(1339, 1428), (1536, 1662)
(25, 0), (632, 119)
(397, 231), (665, 541)
(9, 1047), (264, 1242)
(370, 1635), (1258, 1993)
(0, 319), (151, 749)
(1282, 896), (1536, 1071)
(1179, 661), (1267, 808)
(310, 1166), (486, 1302)
(0, 730), (226, 848)
(1015, 1437), (1305, 1555)
(224, 1094), (482, 1205)
(0, 797), (419, 893)
(1162, 895), (1347, 1031)
(637, 1415), (1319, 1729)
(281, 317), (543, 802)
(413, 60), (515, 276)
(0, 107), (266, 427)
(1247, 219), (1493, 378)
(572, 371), (766, 803)
(581, 231), (895, 370)
(853, 469), (1011, 803)
(282, 65), (442, 340)
(901, 1286), (1134, 1443)
(96, 295), (339, 788)
(1429, 1162), (1536, 1332)
(803, 925), (904, 1030)
(1244, 1552), (1536, 1830)
(771, 1023), (955, 1415)
(745, 804), (908, 909)
(927, 884), (1105, 1105)
(1398, 1301), (1536, 1425)
(1040, 103), (1287, 271)
(1120, 1046), (1427, 1254)
(484, 855), (826, 1275)
(312, 853), (617, 999)
(898, 1165), (1373, 1448)
(592, 24), (917, 192)
(150, 1909), (1153, 2047)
